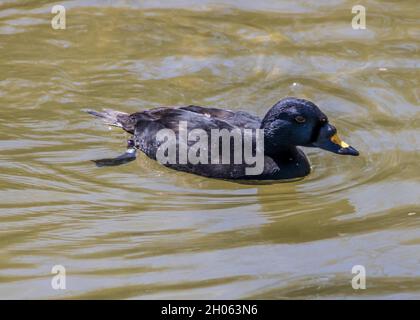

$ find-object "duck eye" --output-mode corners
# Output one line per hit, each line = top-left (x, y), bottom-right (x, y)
(295, 116), (306, 123)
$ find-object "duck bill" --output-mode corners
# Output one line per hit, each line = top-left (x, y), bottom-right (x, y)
(313, 124), (359, 156)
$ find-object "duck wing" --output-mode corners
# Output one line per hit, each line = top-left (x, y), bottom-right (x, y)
(131, 106), (261, 178)
(132, 107), (238, 157)
(179, 105), (261, 129)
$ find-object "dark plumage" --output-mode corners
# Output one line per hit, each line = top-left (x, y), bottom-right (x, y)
(86, 97), (358, 180)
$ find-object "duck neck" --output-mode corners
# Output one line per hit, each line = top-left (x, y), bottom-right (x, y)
(264, 141), (311, 177)
(264, 142), (300, 160)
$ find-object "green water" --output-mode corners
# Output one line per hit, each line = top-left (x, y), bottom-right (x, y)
(0, 0), (419, 299)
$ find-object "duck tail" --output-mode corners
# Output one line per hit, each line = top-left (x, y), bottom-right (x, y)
(85, 109), (134, 133)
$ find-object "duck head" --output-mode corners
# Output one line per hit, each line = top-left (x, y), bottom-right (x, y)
(261, 97), (359, 156)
